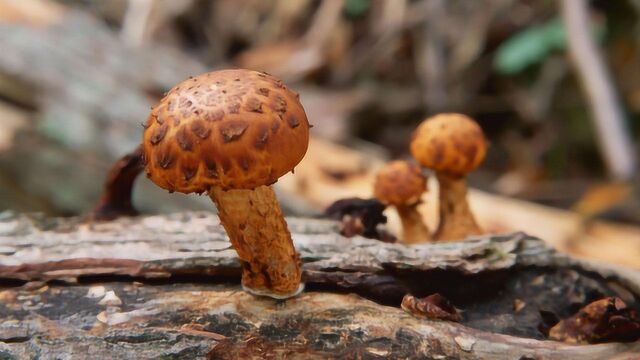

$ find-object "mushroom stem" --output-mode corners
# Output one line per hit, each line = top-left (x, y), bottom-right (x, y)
(209, 185), (303, 299)
(395, 204), (431, 243)
(435, 173), (482, 241)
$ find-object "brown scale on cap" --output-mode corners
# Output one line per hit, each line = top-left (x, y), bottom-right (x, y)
(143, 69), (308, 193)
(143, 69), (310, 299)
(373, 160), (431, 243)
(410, 113), (487, 241)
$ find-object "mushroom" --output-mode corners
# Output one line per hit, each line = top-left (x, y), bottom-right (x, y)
(142, 69), (310, 299)
(410, 113), (487, 241)
(373, 160), (431, 243)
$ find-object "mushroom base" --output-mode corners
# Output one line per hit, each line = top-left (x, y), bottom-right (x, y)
(396, 204), (432, 243)
(209, 185), (303, 299)
(242, 282), (305, 299)
(435, 173), (482, 241)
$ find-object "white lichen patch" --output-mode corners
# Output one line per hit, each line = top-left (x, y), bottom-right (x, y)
(454, 335), (476, 352)
(86, 286), (106, 299)
(98, 290), (123, 305)
(96, 307), (160, 326)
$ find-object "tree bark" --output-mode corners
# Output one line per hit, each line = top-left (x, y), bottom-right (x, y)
(0, 212), (639, 359)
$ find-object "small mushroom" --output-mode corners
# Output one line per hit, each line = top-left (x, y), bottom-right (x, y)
(142, 69), (310, 299)
(410, 113), (487, 241)
(373, 160), (431, 243)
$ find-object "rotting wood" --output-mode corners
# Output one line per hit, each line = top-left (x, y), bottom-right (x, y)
(1, 211), (640, 359)
(0, 8), (207, 215)
(2, 286), (640, 360)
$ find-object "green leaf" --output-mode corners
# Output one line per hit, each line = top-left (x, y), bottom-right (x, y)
(344, 0), (370, 18)
(494, 18), (605, 75)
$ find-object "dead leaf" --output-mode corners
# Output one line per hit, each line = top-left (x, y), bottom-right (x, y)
(549, 297), (640, 344)
(401, 293), (462, 322)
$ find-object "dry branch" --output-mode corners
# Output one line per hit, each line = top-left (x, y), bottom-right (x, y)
(561, 0), (637, 180)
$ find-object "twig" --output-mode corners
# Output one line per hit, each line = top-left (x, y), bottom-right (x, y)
(415, 0), (447, 112)
(561, 0), (637, 180)
(303, 0), (344, 45)
(89, 145), (144, 220)
(120, 0), (153, 47)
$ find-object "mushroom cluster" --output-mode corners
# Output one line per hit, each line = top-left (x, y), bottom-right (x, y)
(373, 113), (487, 242)
(142, 69), (310, 299)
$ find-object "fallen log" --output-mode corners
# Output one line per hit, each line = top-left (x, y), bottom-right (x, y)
(0, 6), (207, 215)
(0, 212), (639, 359)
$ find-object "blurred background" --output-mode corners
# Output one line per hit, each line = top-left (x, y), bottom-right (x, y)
(0, 0), (639, 265)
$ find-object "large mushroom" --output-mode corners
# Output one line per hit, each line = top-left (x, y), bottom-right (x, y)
(142, 69), (310, 299)
(410, 113), (487, 241)
(373, 160), (431, 243)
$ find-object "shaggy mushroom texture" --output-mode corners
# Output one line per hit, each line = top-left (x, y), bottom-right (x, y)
(410, 113), (486, 241)
(143, 69), (310, 299)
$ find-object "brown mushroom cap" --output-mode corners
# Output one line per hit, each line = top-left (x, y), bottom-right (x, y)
(374, 160), (426, 206)
(410, 113), (487, 177)
(142, 69), (310, 192)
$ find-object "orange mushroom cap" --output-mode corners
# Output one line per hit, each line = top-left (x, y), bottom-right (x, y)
(374, 160), (426, 206)
(142, 69), (310, 192)
(410, 113), (487, 177)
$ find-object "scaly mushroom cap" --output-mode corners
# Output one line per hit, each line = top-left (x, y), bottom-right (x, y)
(410, 113), (487, 177)
(374, 160), (426, 206)
(142, 69), (310, 192)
